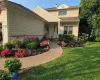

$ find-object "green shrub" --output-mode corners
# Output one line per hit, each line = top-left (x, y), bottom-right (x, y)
(4, 42), (13, 49)
(10, 39), (22, 48)
(59, 34), (74, 42)
(78, 33), (88, 42)
(0, 70), (9, 80)
(23, 39), (33, 44)
(95, 36), (100, 42)
(4, 58), (22, 72)
(26, 41), (39, 50)
(0, 45), (3, 51)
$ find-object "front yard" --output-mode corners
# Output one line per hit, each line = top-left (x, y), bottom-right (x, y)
(20, 42), (100, 80)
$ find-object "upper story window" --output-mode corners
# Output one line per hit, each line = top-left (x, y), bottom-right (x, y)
(58, 10), (67, 16)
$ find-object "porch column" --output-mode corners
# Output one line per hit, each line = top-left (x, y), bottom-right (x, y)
(0, 0), (9, 44)
(58, 20), (60, 35)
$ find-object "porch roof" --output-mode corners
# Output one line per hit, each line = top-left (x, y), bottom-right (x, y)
(33, 6), (60, 22)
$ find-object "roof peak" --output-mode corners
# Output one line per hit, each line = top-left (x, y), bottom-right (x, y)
(57, 4), (69, 9)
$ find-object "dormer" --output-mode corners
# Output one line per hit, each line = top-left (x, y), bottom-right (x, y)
(57, 4), (69, 9)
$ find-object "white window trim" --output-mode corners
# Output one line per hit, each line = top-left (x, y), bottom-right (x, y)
(58, 10), (67, 16)
(64, 26), (73, 34)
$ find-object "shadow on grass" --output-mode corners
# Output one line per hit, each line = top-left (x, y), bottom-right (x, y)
(18, 45), (100, 80)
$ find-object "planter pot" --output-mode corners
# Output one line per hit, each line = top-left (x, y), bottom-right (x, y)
(7, 48), (12, 50)
(11, 71), (18, 79)
(28, 49), (32, 56)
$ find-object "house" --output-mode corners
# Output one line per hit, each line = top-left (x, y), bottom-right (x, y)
(33, 4), (80, 40)
(0, 0), (79, 44)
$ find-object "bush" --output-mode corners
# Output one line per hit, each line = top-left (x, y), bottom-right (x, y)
(10, 39), (22, 49)
(78, 33), (88, 42)
(26, 41), (39, 49)
(4, 58), (22, 72)
(4, 42), (13, 49)
(24, 36), (39, 41)
(40, 40), (49, 47)
(95, 36), (100, 42)
(0, 45), (3, 52)
(1, 49), (12, 57)
(15, 49), (28, 58)
(59, 34), (74, 42)
(0, 70), (9, 80)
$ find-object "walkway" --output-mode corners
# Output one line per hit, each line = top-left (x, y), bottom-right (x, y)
(0, 42), (62, 70)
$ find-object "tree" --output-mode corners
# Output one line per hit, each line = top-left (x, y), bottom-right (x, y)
(80, 0), (100, 38)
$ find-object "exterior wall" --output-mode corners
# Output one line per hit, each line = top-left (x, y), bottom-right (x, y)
(47, 9), (79, 18)
(33, 6), (59, 22)
(7, 3), (45, 39)
(59, 22), (79, 37)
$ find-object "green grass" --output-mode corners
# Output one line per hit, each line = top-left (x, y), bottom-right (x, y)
(20, 43), (100, 80)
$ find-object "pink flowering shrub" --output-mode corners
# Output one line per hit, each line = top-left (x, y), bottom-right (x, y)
(1, 49), (12, 57)
(24, 36), (39, 41)
(15, 48), (28, 58)
(40, 41), (49, 47)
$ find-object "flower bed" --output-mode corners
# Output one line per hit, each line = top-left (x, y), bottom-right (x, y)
(0, 37), (50, 58)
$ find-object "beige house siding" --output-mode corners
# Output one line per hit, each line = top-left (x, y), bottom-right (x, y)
(59, 22), (79, 37)
(7, 3), (45, 39)
(33, 6), (60, 22)
(47, 9), (79, 17)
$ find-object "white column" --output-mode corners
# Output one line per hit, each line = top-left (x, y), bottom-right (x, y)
(2, 10), (9, 44)
(58, 20), (60, 35)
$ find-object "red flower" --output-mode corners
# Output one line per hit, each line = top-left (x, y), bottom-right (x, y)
(1, 49), (12, 57)
(15, 49), (28, 58)
(61, 41), (65, 45)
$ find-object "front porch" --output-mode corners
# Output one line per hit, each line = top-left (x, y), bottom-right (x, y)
(45, 22), (59, 39)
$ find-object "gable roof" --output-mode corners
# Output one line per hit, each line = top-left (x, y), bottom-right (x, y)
(7, 1), (47, 22)
(57, 4), (69, 9)
(33, 6), (60, 22)
(45, 4), (79, 11)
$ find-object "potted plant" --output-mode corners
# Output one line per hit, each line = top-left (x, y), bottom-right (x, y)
(4, 42), (13, 50)
(4, 58), (22, 79)
(0, 70), (10, 80)
(26, 41), (38, 56)
(40, 40), (49, 47)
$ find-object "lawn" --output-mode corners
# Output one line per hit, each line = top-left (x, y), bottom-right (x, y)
(20, 42), (100, 80)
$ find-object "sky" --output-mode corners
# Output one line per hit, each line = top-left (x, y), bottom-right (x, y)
(9, 0), (80, 9)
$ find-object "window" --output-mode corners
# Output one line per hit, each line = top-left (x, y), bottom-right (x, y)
(64, 26), (73, 34)
(58, 10), (67, 16)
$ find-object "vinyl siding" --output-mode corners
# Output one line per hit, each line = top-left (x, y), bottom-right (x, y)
(48, 9), (79, 18)
(7, 3), (45, 37)
(59, 22), (79, 37)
